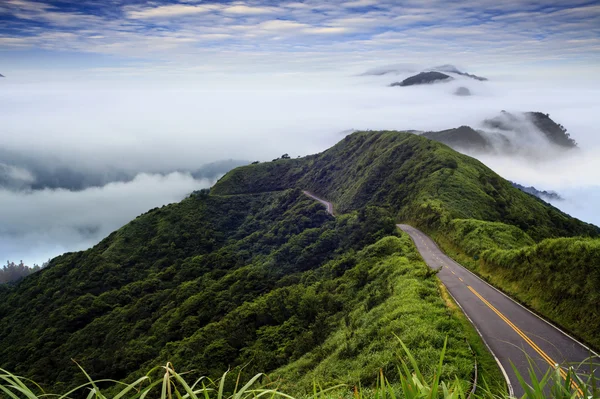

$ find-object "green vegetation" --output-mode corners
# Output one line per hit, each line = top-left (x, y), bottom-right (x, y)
(0, 261), (47, 284)
(445, 219), (535, 257)
(441, 232), (600, 350)
(1, 341), (597, 399)
(213, 131), (597, 241)
(0, 186), (495, 395)
(272, 235), (487, 392)
(214, 130), (599, 349)
(1, 130), (597, 394)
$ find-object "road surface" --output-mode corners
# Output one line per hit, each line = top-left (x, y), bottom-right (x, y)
(303, 191), (334, 215)
(398, 224), (599, 397)
(301, 192), (599, 396)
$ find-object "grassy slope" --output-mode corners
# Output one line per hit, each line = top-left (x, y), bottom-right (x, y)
(213, 131), (598, 241)
(0, 187), (486, 395)
(1, 130), (596, 393)
(272, 235), (504, 394)
(436, 229), (600, 350)
(214, 130), (600, 350)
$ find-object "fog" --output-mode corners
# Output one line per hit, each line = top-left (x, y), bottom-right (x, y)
(0, 173), (210, 265)
(1, 67), (599, 264)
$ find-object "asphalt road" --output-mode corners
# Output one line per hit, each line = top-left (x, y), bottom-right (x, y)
(398, 224), (599, 397)
(303, 191), (334, 215)
(301, 192), (599, 397)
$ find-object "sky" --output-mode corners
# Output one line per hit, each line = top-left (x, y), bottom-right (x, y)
(1, 0), (599, 78)
(1, 0), (600, 265)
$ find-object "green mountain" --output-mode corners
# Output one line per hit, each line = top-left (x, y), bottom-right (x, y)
(214, 131), (595, 240)
(0, 131), (598, 392)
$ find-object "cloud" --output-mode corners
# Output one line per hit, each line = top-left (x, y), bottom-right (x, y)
(126, 4), (217, 19)
(222, 5), (277, 15)
(0, 173), (210, 265)
(1, 0), (599, 74)
(342, 0), (380, 8)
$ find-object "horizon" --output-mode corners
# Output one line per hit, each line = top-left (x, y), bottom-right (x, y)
(1, 0), (600, 80)
(1, 0), (600, 265)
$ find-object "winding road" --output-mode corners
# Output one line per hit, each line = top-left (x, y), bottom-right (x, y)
(303, 191), (334, 215)
(303, 192), (599, 397)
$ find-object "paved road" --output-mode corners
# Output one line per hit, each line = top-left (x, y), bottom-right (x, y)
(398, 224), (599, 397)
(301, 192), (599, 396)
(303, 191), (334, 215)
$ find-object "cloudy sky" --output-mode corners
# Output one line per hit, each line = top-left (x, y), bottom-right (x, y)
(1, 0), (599, 266)
(1, 0), (599, 78)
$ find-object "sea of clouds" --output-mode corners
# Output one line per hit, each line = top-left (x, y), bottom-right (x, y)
(1, 66), (599, 264)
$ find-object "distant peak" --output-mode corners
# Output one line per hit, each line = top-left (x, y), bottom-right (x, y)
(426, 64), (488, 81)
(390, 71), (452, 87)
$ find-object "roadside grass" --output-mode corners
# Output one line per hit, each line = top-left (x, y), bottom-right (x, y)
(428, 225), (600, 352)
(437, 283), (507, 395)
(268, 234), (477, 394)
(1, 340), (597, 399)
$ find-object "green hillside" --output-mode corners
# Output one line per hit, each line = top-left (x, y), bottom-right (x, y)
(213, 131), (597, 240)
(0, 188), (489, 393)
(213, 130), (600, 349)
(0, 130), (597, 393)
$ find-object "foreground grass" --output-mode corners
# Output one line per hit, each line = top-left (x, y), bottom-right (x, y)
(1, 341), (597, 399)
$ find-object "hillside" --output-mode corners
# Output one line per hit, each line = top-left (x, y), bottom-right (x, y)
(483, 111), (577, 148)
(213, 131), (600, 349)
(1, 131), (598, 393)
(510, 182), (562, 201)
(390, 71), (452, 87)
(214, 131), (597, 240)
(0, 186), (486, 393)
(420, 112), (578, 155)
(422, 126), (491, 152)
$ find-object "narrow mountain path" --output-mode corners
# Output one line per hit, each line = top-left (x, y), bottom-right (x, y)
(302, 191), (334, 215)
(398, 224), (600, 397)
(302, 191), (599, 397)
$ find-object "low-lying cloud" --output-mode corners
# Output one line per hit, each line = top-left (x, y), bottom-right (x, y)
(1, 66), (599, 264)
(0, 173), (210, 265)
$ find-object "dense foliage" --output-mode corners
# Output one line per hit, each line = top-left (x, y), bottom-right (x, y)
(214, 131), (597, 241)
(0, 261), (46, 284)
(1, 130), (596, 394)
(431, 219), (600, 349)
(0, 186), (490, 394)
(214, 130), (599, 350)
(467, 235), (600, 349)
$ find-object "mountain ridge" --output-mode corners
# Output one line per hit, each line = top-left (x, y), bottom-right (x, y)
(390, 71), (452, 87)
(0, 130), (597, 392)
(420, 111), (577, 155)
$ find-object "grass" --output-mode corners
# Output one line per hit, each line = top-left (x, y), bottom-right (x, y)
(429, 224), (600, 352)
(2, 130), (598, 394)
(1, 340), (597, 399)
(259, 234), (479, 394)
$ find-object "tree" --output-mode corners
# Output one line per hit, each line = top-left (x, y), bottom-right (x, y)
(0, 260), (47, 284)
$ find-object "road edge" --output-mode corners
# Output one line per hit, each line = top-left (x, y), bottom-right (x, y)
(429, 232), (600, 359)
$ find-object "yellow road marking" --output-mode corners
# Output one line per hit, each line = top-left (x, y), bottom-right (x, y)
(468, 285), (582, 395)
(404, 226), (582, 395)
(459, 277), (464, 282)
